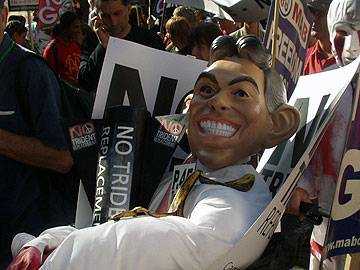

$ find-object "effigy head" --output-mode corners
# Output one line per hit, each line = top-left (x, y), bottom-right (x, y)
(188, 35), (300, 170)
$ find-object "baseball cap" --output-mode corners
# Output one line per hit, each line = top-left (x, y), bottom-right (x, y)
(307, 0), (332, 12)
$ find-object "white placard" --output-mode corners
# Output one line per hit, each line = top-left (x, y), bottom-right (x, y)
(92, 37), (207, 119)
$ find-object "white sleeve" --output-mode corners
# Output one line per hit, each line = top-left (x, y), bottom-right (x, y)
(22, 226), (76, 254)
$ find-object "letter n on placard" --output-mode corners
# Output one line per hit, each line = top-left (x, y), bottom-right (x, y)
(106, 64), (147, 110)
(105, 64), (178, 116)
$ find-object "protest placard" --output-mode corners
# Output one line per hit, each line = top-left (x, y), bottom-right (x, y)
(8, 0), (38, 11)
(92, 37), (207, 119)
(37, 0), (77, 28)
(263, 0), (312, 97)
(324, 64), (360, 258)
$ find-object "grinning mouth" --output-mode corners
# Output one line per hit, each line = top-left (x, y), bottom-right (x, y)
(199, 120), (238, 137)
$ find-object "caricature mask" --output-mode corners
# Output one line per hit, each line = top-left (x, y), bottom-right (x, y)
(327, 0), (360, 66)
(188, 37), (300, 170)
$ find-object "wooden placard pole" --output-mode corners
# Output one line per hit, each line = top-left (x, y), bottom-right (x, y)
(135, 5), (140, 27)
(159, 0), (166, 36)
(27, 10), (35, 51)
(271, 0), (280, 67)
(148, 0), (151, 30)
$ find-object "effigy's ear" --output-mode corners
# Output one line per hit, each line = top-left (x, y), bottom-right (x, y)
(264, 104), (300, 148)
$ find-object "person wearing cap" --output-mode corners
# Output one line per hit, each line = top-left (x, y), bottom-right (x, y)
(303, 0), (335, 75)
(5, 20), (28, 46)
(0, 0), (73, 267)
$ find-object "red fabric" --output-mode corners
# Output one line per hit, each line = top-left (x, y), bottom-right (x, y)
(6, 247), (54, 270)
(310, 239), (323, 257)
(6, 247), (42, 270)
(303, 40), (336, 75)
(43, 38), (80, 82)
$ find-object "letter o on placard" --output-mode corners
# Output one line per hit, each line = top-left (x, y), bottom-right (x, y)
(280, 0), (292, 17)
(115, 140), (132, 155)
(38, 6), (58, 25)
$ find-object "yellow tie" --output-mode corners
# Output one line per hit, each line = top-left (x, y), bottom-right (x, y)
(111, 170), (255, 221)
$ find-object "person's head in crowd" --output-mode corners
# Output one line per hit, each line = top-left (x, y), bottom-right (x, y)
(209, 35), (238, 65)
(165, 16), (191, 52)
(129, 5), (146, 28)
(212, 15), (238, 35)
(51, 23), (62, 38)
(194, 9), (207, 23)
(173, 6), (198, 29)
(189, 22), (222, 61)
(188, 34), (300, 169)
(307, 0), (332, 46)
(129, 5), (139, 26)
(327, 0), (360, 66)
(8, 15), (26, 25)
(58, 11), (81, 41)
(94, 0), (131, 38)
(78, 22), (93, 45)
(5, 20), (28, 46)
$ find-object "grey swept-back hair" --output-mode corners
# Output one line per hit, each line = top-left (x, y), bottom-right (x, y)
(209, 35), (287, 112)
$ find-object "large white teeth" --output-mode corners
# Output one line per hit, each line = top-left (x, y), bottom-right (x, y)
(199, 120), (237, 137)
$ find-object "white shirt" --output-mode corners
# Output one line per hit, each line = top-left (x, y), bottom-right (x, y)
(35, 164), (271, 270)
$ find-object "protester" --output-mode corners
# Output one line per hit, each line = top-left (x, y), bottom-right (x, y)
(172, 6), (198, 30)
(208, 35), (238, 65)
(5, 20), (28, 46)
(290, 0), (360, 269)
(0, 0), (74, 267)
(164, 6), (199, 54)
(78, 0), (164, 92)
(43, 11), (82, 84)
(165, 16), (192, 55)
(282, 1), (335, 267)
(212, 15), (239, 35)
(303, 0), (335, 75)
(26, 9), (52, 55)
(230, 21), (265, 41)
(189, 22), (222, 61)
(8, 15), (26, 25)
(7, 35), (300, 270)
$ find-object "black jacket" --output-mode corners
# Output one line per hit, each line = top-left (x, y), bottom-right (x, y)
(78, 25), (164, 93)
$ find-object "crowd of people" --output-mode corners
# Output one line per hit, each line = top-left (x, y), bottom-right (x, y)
(0, 0), (360, 269)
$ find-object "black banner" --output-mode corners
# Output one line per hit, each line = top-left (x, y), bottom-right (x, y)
(92, 106), (186, 225)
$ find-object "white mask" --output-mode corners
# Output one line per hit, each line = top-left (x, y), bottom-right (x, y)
(333, 23), (360, 66)
(327, 0), (360, 66)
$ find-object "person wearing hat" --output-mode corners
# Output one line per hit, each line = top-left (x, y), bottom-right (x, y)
(303, 0), (335, 75)
(0, 0), (73, 267)
(5, 20), (28, 46)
